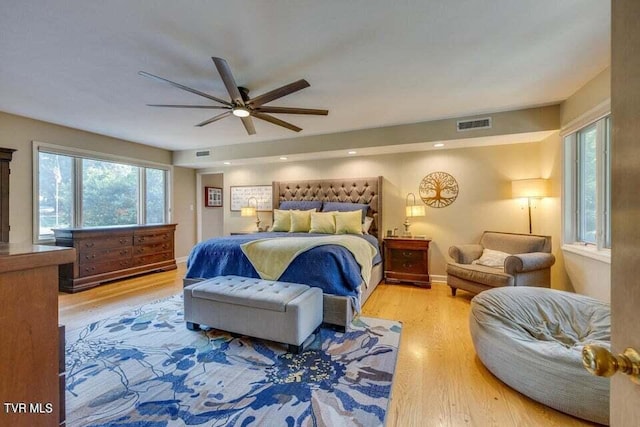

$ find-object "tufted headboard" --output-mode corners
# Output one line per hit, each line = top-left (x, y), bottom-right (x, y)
(272, 177), (383, 242)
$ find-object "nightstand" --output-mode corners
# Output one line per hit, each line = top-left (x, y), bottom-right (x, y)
(383, 237), (431, 287)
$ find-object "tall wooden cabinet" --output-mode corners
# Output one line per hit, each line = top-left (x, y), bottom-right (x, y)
(0, 148), (16, 242)
(54, 223), (177, 292)
(0, 244), (75, 426)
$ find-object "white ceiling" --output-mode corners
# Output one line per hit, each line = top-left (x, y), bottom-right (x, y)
(0, 1), (610, 152)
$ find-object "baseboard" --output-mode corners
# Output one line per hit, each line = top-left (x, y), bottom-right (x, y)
(176, 256), (188, 264)
(431, 274), (447, 284)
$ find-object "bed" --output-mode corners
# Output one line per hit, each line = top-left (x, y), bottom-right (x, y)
(184, 176), (384, 329)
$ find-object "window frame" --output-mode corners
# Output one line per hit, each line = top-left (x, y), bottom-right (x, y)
(33, 141), (172, 243)
(562, 113), (611, 254)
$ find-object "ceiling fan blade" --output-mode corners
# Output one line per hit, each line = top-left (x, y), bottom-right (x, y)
(195, 111), (232, 127)
(254, 106), (328, 115)
(147, 104), (230, 109)
(212, 57), (244, 106)
(138, 71), (232, 106)
(252, 112), (302, 132)
(248, 79), (310, 107)
(240, 116), (256, 135)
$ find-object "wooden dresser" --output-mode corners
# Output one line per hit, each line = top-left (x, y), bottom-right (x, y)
(383, 237), (432, 287)
(0, 244), (75, 427)
(54, 224), (177, 293)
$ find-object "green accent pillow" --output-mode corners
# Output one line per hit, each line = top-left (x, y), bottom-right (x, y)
(271, 209), (292, 232)
(289, 209), (316, 232)
(335, 210), (363, 235)
(309, 211), (337, 234)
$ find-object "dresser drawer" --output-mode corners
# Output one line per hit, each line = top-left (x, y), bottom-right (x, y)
(132, 242), (173, 256)
(134, 231), (172, 245)
(133, 251), (173, 266)
(78, 235), (132, 250)
(79, 246), (132, 264)
(388, 253), (427, 274)
(390, 249), (423, 262)
(79, 258), (132, 277)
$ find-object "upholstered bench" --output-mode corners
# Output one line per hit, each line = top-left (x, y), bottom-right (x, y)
(183, 275), (323, 353)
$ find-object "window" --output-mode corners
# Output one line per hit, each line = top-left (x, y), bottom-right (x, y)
(35, 143), (170, 241)
(563, 115), (611, 250)
(38, 152), (73, 235)
(82, 158), (139, 227)
(145, 168), (167, 224)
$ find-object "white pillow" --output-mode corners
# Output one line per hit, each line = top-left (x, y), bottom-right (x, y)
(362, 216), (374, 234)
(472, 248), (511, 268)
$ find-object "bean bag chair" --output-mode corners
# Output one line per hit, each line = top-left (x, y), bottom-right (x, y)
(470, 287), (610, 425)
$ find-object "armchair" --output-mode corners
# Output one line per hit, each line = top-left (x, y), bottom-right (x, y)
(446, 231), (555, 296)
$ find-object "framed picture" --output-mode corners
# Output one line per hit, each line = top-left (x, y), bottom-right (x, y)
(230, 185), (272, 211)
(205, 186), (223, 207)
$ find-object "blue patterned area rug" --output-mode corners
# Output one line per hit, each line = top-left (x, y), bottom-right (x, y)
(65, 294), (401, 427)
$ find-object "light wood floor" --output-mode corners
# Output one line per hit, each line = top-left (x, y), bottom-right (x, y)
(59, 266), (599, 427)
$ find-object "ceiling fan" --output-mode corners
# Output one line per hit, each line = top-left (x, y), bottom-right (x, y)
(139, 57), (328, 135)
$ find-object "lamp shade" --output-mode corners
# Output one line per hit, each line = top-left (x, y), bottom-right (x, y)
(512, 179), (549, 199)
(240, 206), (256, 217)
(405, 204), (426, 217)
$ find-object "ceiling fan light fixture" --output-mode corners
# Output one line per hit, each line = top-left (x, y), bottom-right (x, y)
(232, 106), (250, 117)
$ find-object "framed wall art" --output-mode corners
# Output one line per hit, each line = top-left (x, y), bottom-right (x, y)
(204, 186), (223, 207)
(419, 171), (459, 208)
(230, 185), (272, 211)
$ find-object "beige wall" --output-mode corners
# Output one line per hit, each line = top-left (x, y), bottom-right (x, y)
(560, 67), (610, 127)
(539, 131), (570, 292)
(0, 111), (196, 258)
(172, 167), (197, 259)
(175, 105), (560, 167)
(201, 173), (224, 240)
(202, 139), (567, 282)
(557, 66), (612, 301)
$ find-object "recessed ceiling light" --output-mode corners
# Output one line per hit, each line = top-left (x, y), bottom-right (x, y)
(223, 161), (231, 165)
(279, 157), (288, 160)
(434, 143), (445, 148)
(348, 150), (357, 155)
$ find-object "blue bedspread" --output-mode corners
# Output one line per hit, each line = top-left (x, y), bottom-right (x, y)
(185, 232), (381, 301)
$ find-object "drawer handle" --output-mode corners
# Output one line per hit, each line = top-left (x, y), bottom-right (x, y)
(402, 263), (414, 269)
(402, 251), (415, 258)
(85, 242), (94, 248)
(120, 250), (128, 256)
(136, 248), (143, 254)
(84, 254), (95, 260)
(119, 238), (127, 244)
(84, 266), (95, 273)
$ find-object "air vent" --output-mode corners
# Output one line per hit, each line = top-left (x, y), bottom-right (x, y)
(456, 117), (492, 132)
(195, 150), (210, 157)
